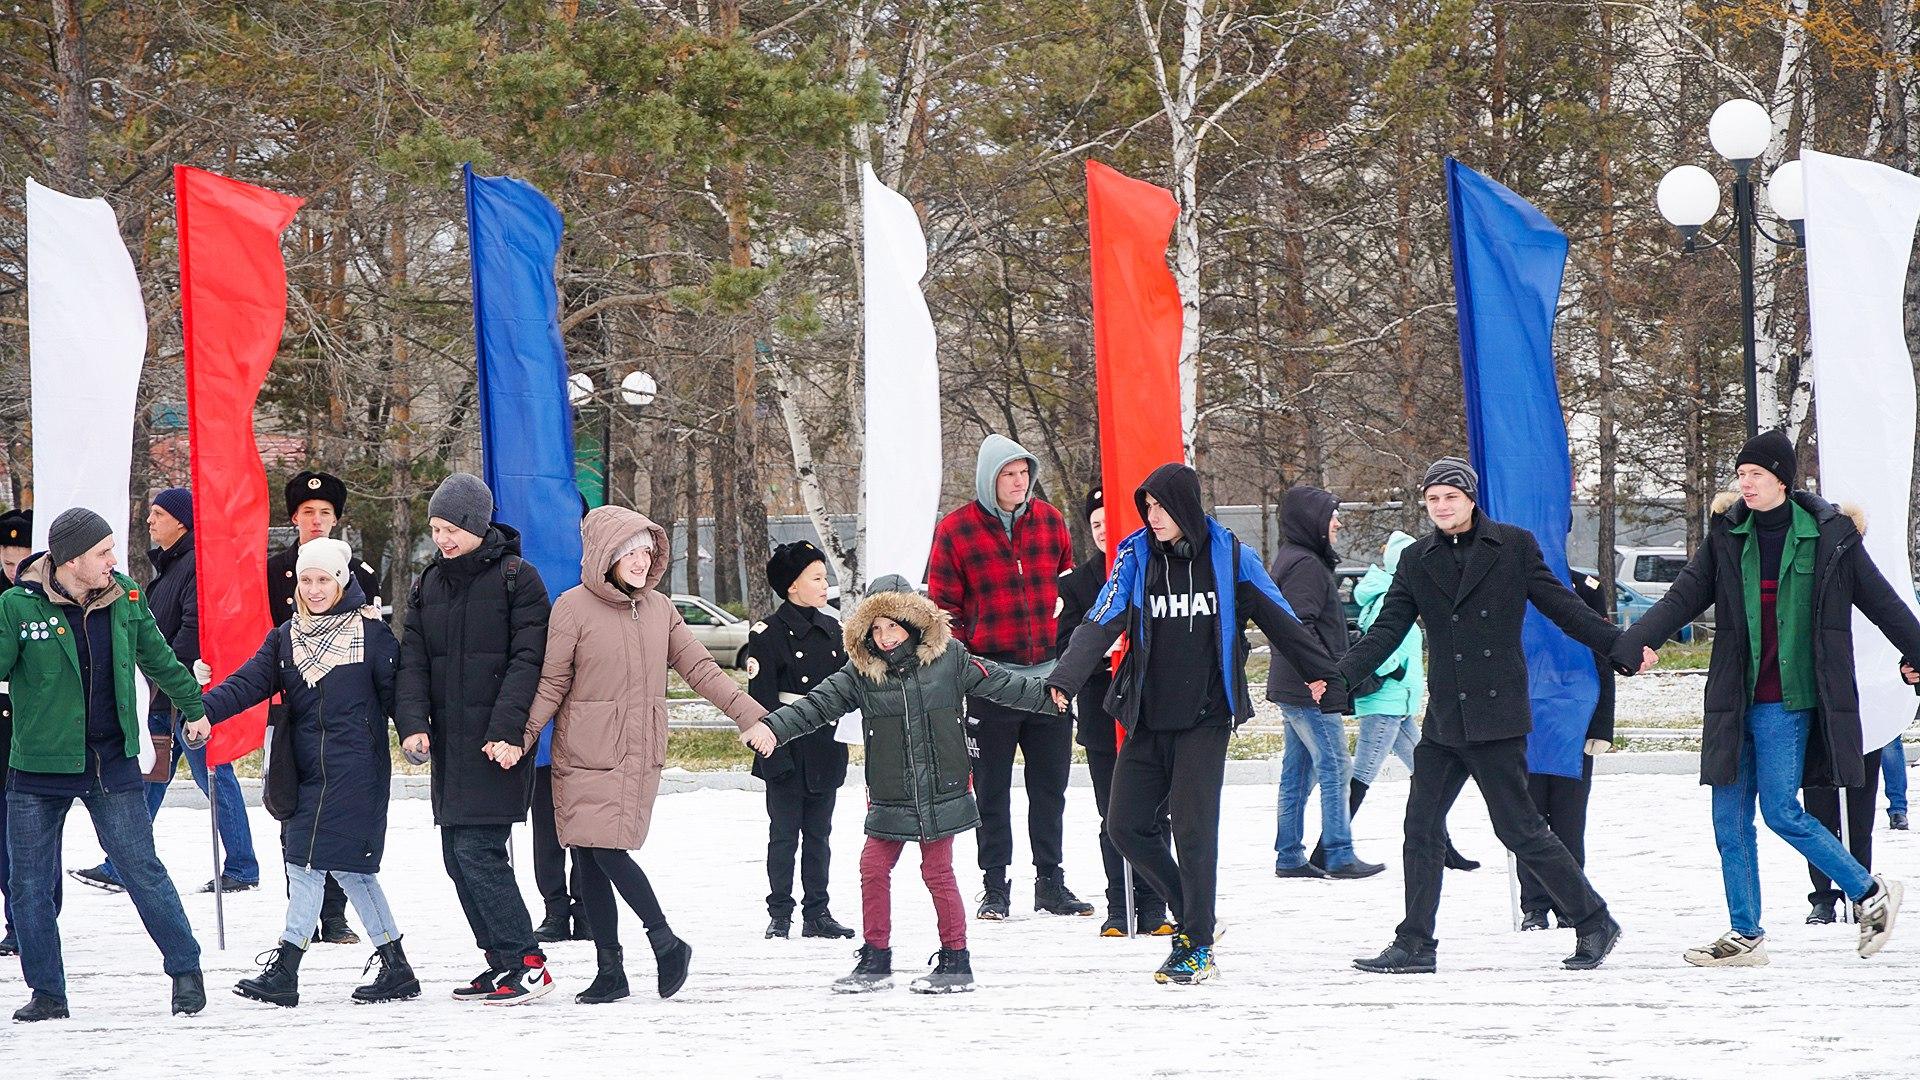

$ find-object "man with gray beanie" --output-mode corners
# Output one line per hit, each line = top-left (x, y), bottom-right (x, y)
(1, 507), (210, 1020)
(396, 473), (558, 1002)
(1340, 457), (1653, 977)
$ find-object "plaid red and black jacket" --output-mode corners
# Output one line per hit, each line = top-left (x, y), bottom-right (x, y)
(927, 499), (1075, 664)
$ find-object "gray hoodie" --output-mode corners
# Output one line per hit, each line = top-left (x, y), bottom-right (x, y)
(974, 433), (1040, 537)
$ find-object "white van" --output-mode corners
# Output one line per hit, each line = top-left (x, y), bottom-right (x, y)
(1615, 547), (1689, 600)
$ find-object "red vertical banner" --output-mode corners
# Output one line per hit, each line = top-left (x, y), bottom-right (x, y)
(1087, 161), (1185, 750)
(177, 165), (303, 767)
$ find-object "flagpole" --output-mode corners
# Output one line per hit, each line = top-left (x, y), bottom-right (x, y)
(1507, 851), (1522, 932)
(209, 759), (226, 950)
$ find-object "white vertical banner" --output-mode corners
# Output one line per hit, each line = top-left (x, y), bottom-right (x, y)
(27, 178), (148, 567)
(1805, 148), (1920, 753)
(860, 162), (941, 587)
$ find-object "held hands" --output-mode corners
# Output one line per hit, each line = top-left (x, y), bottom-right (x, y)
(1584, 738), (1612, 757)
(740, 722), (777, 757)
(191, 659), (213, 687)
(182, 718), (212, 748)
(483, 741), (522, 769)
(1902, 662), (1920, 686)
(1639, 646), (1659, 674)
(1049, 688), (1070, 713)
(1307, 680), (1327, 704)
(402, 733), (430, 757)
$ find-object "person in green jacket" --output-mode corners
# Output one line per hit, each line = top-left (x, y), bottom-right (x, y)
(1, 509), (210, 1022)
(1308, 531), (1476, 872)
(740, 575), (1064, 996)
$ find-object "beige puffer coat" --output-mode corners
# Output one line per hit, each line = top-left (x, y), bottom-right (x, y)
(524, 506), (766, 849)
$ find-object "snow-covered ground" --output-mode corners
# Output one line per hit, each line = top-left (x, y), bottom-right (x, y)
(14, 768), (1920, 1079)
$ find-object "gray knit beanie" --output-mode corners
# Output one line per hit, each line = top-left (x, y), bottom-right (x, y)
(1421, 456), (1479, 502)
(48, 507), (113, 566)
(428, 473), (494, 539)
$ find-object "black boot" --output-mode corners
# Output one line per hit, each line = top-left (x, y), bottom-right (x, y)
(1520, 909), (1551, 932)
(235, 944), (302, 1007)
(315, 881), (359, 944)
(832, 944), (893, 993)
(1563, 915), (1623, 970)
(12, 993), (68, 1022)
(802, 912), (857, 939)
(1807, 897), (1839, 925)
(1353, 939), (1437, 975)
(976, 870), (1011, 920)
(576, 945), (631, 1004)
(1309, 779), (1370, 869)
(171, 971), (206, 1015)
(1034, 873), (1095, 916)
(0, 933), (17, 956)
(569, 903), (594, 941)
(765, 915), (792, 939)
(534, 903), (573, 943)
(909, 947), (975, 994)
(649, 929), (693, 999)
(1443, 841), (1480, 872)
(352, 938), (421, 1003)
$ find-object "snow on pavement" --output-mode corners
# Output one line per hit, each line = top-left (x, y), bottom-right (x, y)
(12, 770), (1920, 1080)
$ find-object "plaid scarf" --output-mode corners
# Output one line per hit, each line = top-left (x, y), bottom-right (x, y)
(291, 609), (364, 687)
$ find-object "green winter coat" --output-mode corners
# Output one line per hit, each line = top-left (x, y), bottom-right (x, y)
(1352, 531), (1425, 717)
(0, 556), (205, 774)
(762, 579), (1056, 843)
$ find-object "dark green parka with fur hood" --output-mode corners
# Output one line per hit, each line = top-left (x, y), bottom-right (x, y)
(762, 576), (1056, 843)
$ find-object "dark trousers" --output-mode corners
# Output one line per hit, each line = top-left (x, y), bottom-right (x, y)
(764, 776), (837, 920)
(439, 824), (539, 962)
(0, 787), (62, 938)
(1518, 755), (1595, 917)
(1399, 736), (1607, 950)
(1106, 724), (1230, 946)
(1086, 746), (1166, 919)
(531, 766), (587, 923)
(575, 846), (669, 950)
(967, 698), (1073, 879)
(1805, 749), (1883, 904)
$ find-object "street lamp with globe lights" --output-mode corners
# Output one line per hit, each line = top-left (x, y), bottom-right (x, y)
(568, 370), (657, 504)
(1655, 98), (1806, 437)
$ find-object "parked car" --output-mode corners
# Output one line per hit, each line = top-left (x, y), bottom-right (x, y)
(1616, 546), (1688, 600)
(1572, 567), (1693, 644)
(671, 593), (751, 669)
(1334, 565), (1370, 638)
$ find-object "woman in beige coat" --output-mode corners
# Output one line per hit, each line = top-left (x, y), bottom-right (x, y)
(505, 505), (766, 1003)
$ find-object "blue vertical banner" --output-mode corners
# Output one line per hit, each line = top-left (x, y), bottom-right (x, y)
(465, 164), (582, 764)
(1445, 157), (1597, 780)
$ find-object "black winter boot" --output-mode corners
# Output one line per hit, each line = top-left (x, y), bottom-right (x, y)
(832, 944), (893, 993)
(909, 948), (975, 994)
(976, 869), (1011, 920)
(803, 912), (857, 939)
(534, 903), (573, 943)
(352, 938), (422, 1003)
(648, 929), (693, 999)
(1034, 873), (1095, 916)
(12, 992), (68, 1021)
(235, 944), (302, 1007)
(1443, 841), (1481, 872)
(576, 945), (631, 1004)
(1309, 779), (1370, 869)
(1353, 939), (1437, 975)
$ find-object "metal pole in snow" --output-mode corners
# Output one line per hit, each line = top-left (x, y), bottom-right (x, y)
(209, 760), (226, 950)
(1839, 787), (1855, 925)
(1507, 851), (1522, 932)
(1122, 863), (1137, 938)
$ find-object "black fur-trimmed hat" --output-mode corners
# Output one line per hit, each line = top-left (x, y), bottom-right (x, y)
(766, 540), (828, 597)
(1084, 485), (1104, 523)
(285, 471), (347, 518)
(0, 509), (30, 548)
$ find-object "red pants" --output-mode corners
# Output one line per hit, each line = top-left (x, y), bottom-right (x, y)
(859, 834), (966, 951)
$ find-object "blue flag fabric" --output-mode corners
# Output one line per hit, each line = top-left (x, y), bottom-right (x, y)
(1445, 158), (1598, 780)
(465, 164), (582, 765)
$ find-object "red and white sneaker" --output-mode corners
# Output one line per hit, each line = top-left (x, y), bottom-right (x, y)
(483, 955), (555, 1005)
(451, 963), (506, 1002)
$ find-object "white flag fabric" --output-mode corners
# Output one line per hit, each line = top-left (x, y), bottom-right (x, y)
(860, 162), (941, 587)
(27, 178), (148, 567)
(1805, 149), (1920, 754)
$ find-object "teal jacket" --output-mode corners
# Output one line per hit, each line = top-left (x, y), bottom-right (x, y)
(0, 555), (205, 774)
(1351, 531), (1424, 717)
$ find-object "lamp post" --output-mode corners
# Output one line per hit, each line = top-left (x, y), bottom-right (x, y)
(1656, 98), (1806, 437)
(567, 370), (658, 506)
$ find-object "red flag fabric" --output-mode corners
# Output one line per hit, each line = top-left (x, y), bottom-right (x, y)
(1086, 161), (1186, 750)
(177, 165), (302, 767)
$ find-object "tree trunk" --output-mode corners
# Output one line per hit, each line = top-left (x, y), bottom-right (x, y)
(1595, 4), (1619, 604)
(49, 0), (88, 190)
(713, 434), (740, 607)
(770, 351), (855, 585)
(387, 211), (416, 623)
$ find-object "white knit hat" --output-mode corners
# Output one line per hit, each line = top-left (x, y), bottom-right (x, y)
(295, 537), (353, 588)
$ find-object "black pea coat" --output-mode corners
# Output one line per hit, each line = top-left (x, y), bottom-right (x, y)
(1055, 553), (1117, 751)
(746, 601), (851, 795)
(1340, 513), (1631, 746)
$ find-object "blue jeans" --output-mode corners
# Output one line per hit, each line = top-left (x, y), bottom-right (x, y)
(1273, 705), (1356, 870)
(100, 706), (258, 885)
(7, 783), (201, 1001)
(1352, 714), (1418, 786)
(1712, 702), (1875, 938)
(282, 865), (400, 949)
(0, 786), (63, 938)
(1884, 738), (1909, 815)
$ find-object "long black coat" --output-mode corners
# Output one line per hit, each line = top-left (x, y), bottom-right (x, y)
(746, 601), (850, 795)
(145, 535), (198, 715)
(1341, 513), (1630, 746)
(1622, 492), (1920, 788)
(395, 525), (551, 826)
(202, 582), (401, 873)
